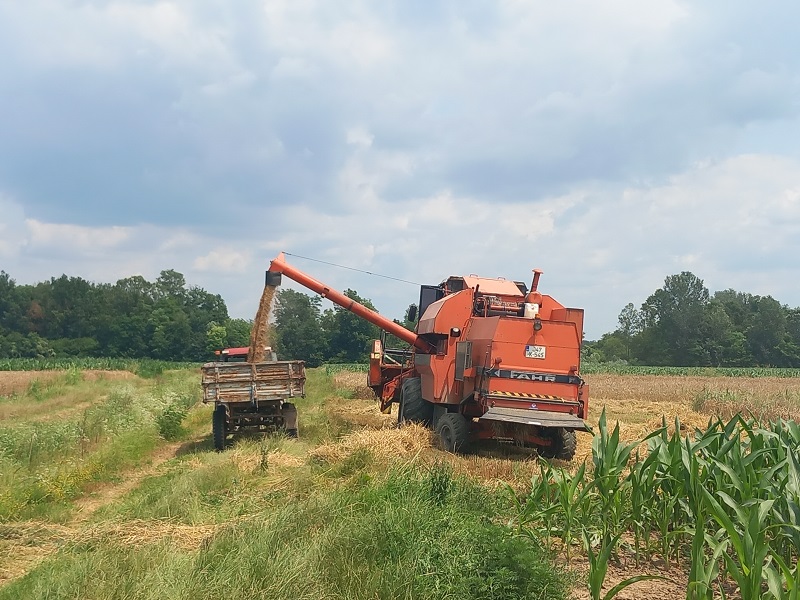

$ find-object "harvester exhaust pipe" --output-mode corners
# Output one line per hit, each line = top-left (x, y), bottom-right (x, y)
(267, 252), (434, 353)
(530, 269), (543, 292)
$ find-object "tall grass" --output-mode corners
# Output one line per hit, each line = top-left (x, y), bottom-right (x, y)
(0, 372), (200, 521)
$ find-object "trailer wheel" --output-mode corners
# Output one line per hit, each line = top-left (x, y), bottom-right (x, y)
(213, 406), (227, 451)
(282, 402), (299, 439)
(537, 428), (577, 460)
(398, 377), (433, 426)
(436, 413), (470, 453)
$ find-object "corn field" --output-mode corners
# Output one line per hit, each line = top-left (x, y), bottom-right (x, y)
(581, 364), (800, 378)
(325, 363), (369, 375)
(327, 362), (800, 378)
(0, 358), (199, 374)
(510, 411), (800, 599)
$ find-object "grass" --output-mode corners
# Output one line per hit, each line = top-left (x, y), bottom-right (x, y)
(5, 364), (800, 598)
(0, 365), (572, 599)
(2, 466), (568, 600)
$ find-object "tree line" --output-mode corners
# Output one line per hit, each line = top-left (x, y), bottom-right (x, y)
(0, 270), (389, 365)
(271, 288), (384, 367)
(4, 268), (798, 368)
(0, 270), (250, 361)
(587, 271), (800, 367)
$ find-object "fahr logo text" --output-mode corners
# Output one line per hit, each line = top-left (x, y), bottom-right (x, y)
(510, 371), (556, 382)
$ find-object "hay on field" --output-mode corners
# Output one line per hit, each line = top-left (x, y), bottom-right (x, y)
(571, 391), (715, 466)
(332, 371), (375, 400)
(228, 447), (305, 473)
(332, 371), (367, 389)
(310, 423), (433, 463)
(79, 520), (217, 551)
(327, 399), (394, 428)
(0, 522), (82, 583)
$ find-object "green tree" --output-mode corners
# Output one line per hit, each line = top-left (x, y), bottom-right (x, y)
(273, 289), (327, 366)
(225, 318), (252, 348)
(155, 269), (187, 300)
(591, 332), (628, 362)
(639, 272), (711, 366)
(206, 322), (228, 354)
(0, 271), (24, 332)
(149, 299), (192, 360)
(746, 296), (787, 366)
(322, 289), (380, 363)
(616, 303), (641, 361)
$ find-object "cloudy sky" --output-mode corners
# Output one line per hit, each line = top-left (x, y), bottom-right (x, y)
(2, 0), (799, 338)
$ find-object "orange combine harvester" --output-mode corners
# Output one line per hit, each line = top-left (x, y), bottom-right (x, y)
(267, 252), (590, 459)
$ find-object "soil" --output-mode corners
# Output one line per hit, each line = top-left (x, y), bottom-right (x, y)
(569, 557), (688, 600)
(247, 285), (276, 362)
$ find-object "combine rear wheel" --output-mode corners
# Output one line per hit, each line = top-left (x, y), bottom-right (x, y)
(537, 428), (577, 460)
(213, 406), (227, 451)
(436, 413), (470, 453)
(398, 377), (432, 426)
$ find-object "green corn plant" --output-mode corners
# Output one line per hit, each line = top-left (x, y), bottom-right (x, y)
(701, 486), (778, 600)
(592, 408), (650, 539)
(551, 462), (594, 562)
(766, 553), (798, 600)
(686, 521), (729, 600)
(582, 528), (665, 600)
(506, 462), (561, 550)
(627, 445), (662, 565)
(685, 446), (729, 600)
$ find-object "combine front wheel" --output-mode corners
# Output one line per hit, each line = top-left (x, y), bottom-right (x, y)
(398, 377), (433, 426)
(212, 406), (227, 451)
(537, 428), (577, 460)
(436, 413), (470, 453)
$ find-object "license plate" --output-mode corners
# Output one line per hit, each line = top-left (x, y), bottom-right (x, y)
(525, 345), (546, 359)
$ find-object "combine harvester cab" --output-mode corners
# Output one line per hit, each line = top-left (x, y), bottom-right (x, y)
(267, 253), (589, 459)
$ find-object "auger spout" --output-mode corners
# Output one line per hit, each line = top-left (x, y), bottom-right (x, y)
(267, 253), (434, 353)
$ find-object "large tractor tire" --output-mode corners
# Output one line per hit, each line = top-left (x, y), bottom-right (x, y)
(398, 377), (433, 426)
(537, 428), (577, 460)
(436, 413), (470, 453)
(212, 406), (227, 451)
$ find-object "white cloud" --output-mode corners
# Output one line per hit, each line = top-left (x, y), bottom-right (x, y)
(2, 1), (800, 341)
(25, 220), (132, 252)
(194, 249), (251, 273)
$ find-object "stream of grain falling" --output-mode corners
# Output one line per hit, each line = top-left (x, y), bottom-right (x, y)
(247, 284), (277, 362)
